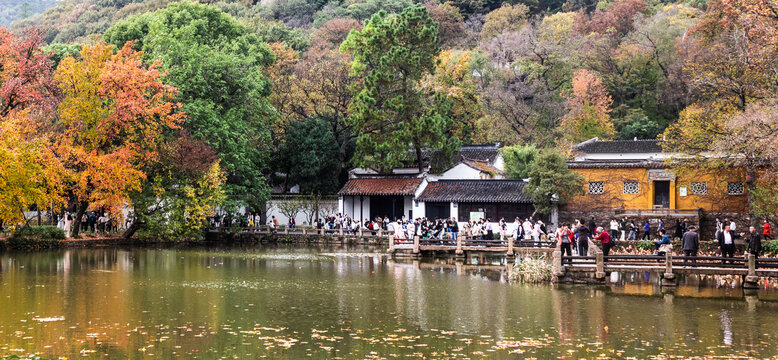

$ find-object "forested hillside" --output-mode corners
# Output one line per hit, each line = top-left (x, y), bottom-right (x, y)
(3, 0), (778, 238)
(0, 0), (57, 26)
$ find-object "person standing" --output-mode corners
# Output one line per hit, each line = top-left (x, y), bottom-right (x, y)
(742, 226), (762, 260)
(729, 219), (736, 233)
(450, 218), (459, 244)
(594, 226), (612, 258)
(717, 226), (736, 264)
(532, 221), (545, 247)
(682, 225), (699, 263)
(588, 217), (596, 235)
(63, 212), (72, 239)
(620, 217), (628, 241)
(522, 218), (533, 240)
(609, 219), (619, 242)
(575, 221), (591, 256)
(512, 217), (521, 242)
(763, 219), (772, 240)
(642, 221), (651, 240)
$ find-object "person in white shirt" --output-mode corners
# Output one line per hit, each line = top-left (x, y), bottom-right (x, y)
(609, 219), (619, 241)
(729, 221), (736, 232)
(717, 226), (736, 264)
(522, 219), (533, 240)
(532, 221), (545, 246)
(512, 218), (521, 241)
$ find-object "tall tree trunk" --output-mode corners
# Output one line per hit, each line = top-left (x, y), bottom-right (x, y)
(415, 145), (423, 173)
(72, 200), (88, 238)
(123, 220), (141, 240)
(746, 166), (758, 228)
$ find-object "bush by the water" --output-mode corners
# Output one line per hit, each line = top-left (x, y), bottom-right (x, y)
(764, 240), (778, 256)
(6, 226), (64, 249)
(509, 256), (552, 284)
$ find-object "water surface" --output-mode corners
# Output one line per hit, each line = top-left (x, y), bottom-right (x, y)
(1, 245), (777, 359)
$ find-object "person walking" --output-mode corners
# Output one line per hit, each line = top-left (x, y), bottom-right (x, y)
(557, 224), (573, 263)
(587, 217), (596, 235)
(575, 221), (591, 257)
(642, 221), (651, 240)
(742, 226), (762, 260)
(682, 225), (699, 263)
(627, 221), (637, 240)
(763, 219), (772, 240)
(717, 226), (736, 264)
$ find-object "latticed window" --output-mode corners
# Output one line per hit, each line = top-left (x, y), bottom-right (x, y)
(690, 182), (707, 195)
(588, 182), (604, 194)
(623, 181), (639, 194)
(727, 182), (744, 195)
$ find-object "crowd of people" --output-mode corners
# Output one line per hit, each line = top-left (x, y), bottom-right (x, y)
(552, 216), (769, 263)
(55, 211), (121, 238)
(209, 211), (771, 261)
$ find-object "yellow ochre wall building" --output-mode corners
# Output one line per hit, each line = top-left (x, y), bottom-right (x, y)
(563, 139), (749, 215)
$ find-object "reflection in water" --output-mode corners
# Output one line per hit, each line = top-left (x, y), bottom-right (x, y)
(0, 245), (777, 359)
(720, 309), (733, 346)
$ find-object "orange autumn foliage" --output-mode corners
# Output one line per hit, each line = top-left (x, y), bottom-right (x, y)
(54, 41), (184, 212)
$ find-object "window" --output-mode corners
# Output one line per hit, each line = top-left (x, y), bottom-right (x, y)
(588, 182), (604, 194)
(623, 181), (639, 194)
(727, 182), (744, 195)
(690, 182), (707, 195)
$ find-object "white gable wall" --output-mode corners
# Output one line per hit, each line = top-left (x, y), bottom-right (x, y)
(438, 163), (483, 180)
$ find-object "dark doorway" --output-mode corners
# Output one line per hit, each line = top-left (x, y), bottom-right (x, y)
(654, 181), (670, 208)
(425, 202), (450, 220)
(369, 196), (404, 221)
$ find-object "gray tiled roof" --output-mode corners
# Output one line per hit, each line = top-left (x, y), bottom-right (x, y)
(418, 180), (531, 204)
(576, 139), (662, 154)
(455, 144), (501, 163)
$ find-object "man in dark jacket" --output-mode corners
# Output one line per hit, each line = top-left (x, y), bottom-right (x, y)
(576, 221), (591, 256)
(742, 226), (762, 259)
(717, 226), (736, 264)
(588, 218), (596, 235)
(682, 225), (699, 263)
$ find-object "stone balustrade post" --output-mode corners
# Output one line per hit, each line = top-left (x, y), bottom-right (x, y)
(661, 251), (676, 286)
(595, 252), (605, 279)
(413, 235), (420, 254)
(388, 235), (395, 253)
(455, 234), (464, 258)
(744, 253), (759, 289)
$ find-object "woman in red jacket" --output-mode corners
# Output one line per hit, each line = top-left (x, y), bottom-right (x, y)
(764, 219), (772, 240)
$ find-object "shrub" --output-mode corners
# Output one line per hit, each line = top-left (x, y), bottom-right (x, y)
(6, 226), (65, 249)
(509, 256), (552, 283)
(763, 240), (778, 256)
(636, 240), (654, 251)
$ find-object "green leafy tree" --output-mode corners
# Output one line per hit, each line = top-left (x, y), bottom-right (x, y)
(502, 144), (539, 179)
(105, 1), (276, 211)
(523, 149), (585, 215)
(341, 5), (459, 173)
(277, 118), (340, 194)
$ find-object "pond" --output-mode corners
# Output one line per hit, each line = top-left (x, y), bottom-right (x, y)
(1, 245), (777, 359)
